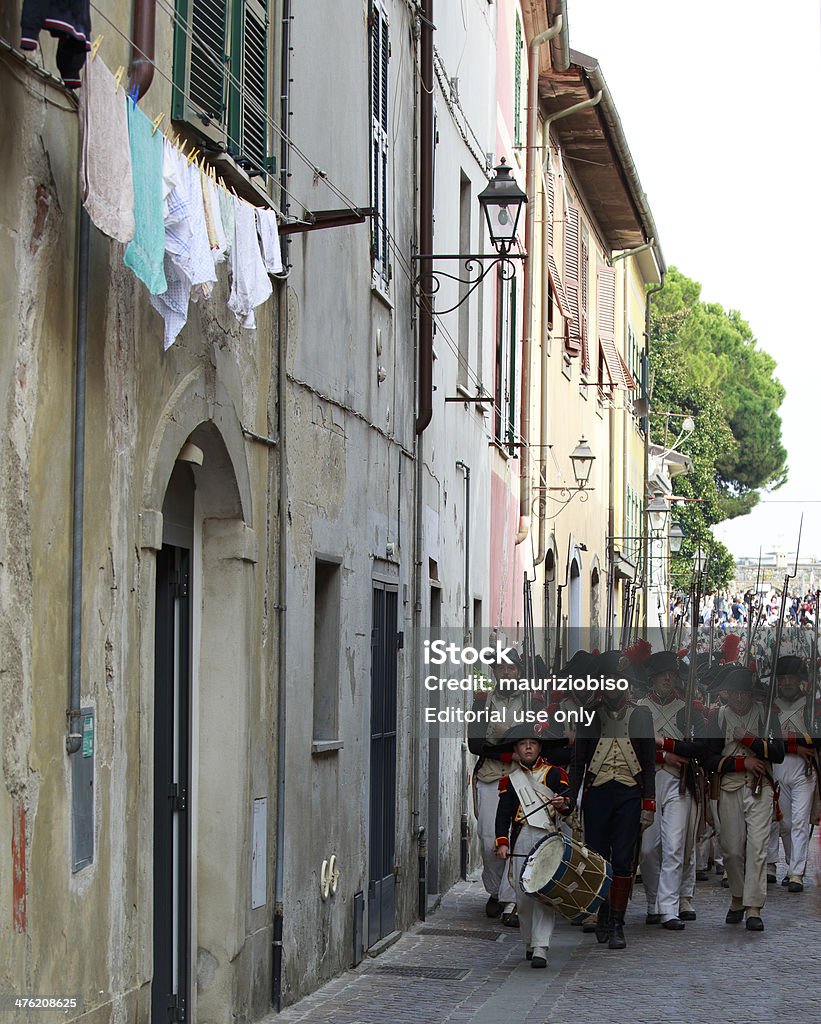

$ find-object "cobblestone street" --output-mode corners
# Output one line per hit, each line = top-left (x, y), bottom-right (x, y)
(271, 847), (821, 1024)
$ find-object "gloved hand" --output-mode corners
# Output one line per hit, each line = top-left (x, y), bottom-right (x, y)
(640, 808), (655, 832)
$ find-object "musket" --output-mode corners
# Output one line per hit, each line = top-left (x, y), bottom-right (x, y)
(745, 547), (762, 664)
(806, 588), (820, 776)
(680, 544), (712, 794)
(812, 589), (821, 733)
(755, 518), (803, 796)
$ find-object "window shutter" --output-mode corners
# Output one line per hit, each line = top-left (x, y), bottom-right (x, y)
(580, 234), (590, 375)
(514, 17), (522, 147)
(370, 3), (390, 285)
(237, 0), (270, 176)
(546, 165), (555, 251)
(172, 0), (229, 147)
(597, 265), (637, 390)
(563, 206), (581, 356)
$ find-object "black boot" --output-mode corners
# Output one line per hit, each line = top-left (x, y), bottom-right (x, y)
(608, 910), (627, 950)
(594, 902), (611, 944)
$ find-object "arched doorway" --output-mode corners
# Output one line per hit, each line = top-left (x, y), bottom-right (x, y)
(140, 372), (257, 1024)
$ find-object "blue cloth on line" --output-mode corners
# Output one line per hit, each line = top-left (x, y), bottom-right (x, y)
(123, 103), (167, 295)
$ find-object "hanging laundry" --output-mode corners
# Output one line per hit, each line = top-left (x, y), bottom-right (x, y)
(256, 208), (283, 275)
(79, 55), (134, 244)
(217, 188), (235, 259)
(123, 103), (167, 295)
(20, 1), (92, 88)
(228, 198), (272, 330)
(149, 142), (217, 348)
(201, 172), (227, 265)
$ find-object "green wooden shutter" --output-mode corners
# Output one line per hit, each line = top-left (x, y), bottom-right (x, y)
(514, 17), (522, 148)
(172, 0), (228, 144)
(236, 0), (270, 175)
(370, 2), (390, 285)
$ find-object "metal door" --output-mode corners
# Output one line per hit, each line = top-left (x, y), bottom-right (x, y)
(152, 544), (191, 1023)
(368, 583), (398, 947)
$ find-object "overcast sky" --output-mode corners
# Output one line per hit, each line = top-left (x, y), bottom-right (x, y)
(566, 0), (821, 560)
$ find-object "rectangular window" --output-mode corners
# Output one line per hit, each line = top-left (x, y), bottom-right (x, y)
(172, 1), (272, 180)
(313, 559), (341, 743)
(457, 173), (472, 388)
(370, 1), (390, 288)
(494, 267), (517, 451)
(514, 16), (523, 148)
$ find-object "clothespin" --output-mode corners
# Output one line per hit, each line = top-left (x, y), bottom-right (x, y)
(186, 144), (198, 167)
(91, 36), (103, 60)
(113, 66), (126, 92)
(151, 112), (165, 136)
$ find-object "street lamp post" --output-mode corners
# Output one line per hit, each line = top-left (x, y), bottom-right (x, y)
(412, 159), (528, 315)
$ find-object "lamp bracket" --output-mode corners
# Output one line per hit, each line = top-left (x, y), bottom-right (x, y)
(411, 253), (526, 315)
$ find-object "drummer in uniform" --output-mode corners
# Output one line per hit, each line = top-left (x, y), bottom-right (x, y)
(702, 666), (785, 931)
(638, 649), (706, 929)
(570, 651), (656, 950)
(767, 654), (819, 892)
(494, 725), (572, 967)
(468, 645), (531, 923)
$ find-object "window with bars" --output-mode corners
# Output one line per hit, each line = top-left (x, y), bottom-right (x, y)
(494, 268), (518, 452)
(370, 1), (390, 288)
(514, 16), (523, 148)
(172, 1), (273, 179)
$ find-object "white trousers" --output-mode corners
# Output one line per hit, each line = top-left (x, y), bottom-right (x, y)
(640, 770), (692, 920)
(477, 779), (515, 901)
(512, 824), (555, 949)
(767, 755), (815, 878)
(719, 784), (772, 911)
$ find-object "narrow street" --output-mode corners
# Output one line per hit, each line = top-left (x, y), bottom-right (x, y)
(272, 849), (821, 1024)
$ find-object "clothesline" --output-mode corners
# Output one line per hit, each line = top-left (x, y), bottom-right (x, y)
(80, 47), (283, 351)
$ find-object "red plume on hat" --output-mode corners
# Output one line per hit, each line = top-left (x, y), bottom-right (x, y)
(592, 647), (601, 656)
(676, 647), (689, 660)
(623, 639), (652, 665)
(720, 634), (741, 664)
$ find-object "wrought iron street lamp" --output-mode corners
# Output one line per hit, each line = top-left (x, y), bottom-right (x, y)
(413, 158), (527, 315)
(646, 493), (669, 534)
(669, 521), (684, 553)
(533, 438), (595, 520)
(477, 159), (527, 255)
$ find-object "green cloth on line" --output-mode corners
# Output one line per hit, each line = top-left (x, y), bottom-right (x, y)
(124, 103), (167, 295)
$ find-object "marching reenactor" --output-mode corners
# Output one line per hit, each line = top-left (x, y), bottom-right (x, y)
(767, 654), (819, 892)
(570, 651), (656, 950)
(542, 649), (599, 767)
(494, 726), (572, 968)
(468, 647), (527, 921)
(638, 650), (706, 930)
(702, 666), (785, 931)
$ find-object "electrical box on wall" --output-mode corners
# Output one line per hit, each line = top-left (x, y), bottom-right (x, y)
(71, 708), (94, 871)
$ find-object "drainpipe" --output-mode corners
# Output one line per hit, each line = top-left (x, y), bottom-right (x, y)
(67, 207), (89, 756)
(272, 2), (293, 1007)
(416, 0), (434, 434)
(606, 399), (616, 649)
(514, 17), (563, 546)
(129, 0), (156, 99)
(455, 461), (470, 880)
(272, 281), (289, 1011)
(642, 275), (666, 633)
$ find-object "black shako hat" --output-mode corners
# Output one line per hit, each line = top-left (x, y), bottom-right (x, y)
(646, 650), (681, 679)
(776, 654), (806, 678)
(595, 650), (638, 688)
(503, 722), (547, 744)
(557, 649), (597, 679)
(711, 666), (757, 693)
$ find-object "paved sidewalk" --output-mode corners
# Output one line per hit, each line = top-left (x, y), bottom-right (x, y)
(271, 846), (821, 1024)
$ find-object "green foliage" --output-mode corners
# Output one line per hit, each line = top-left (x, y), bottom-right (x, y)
(649, 267), (788, 590)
